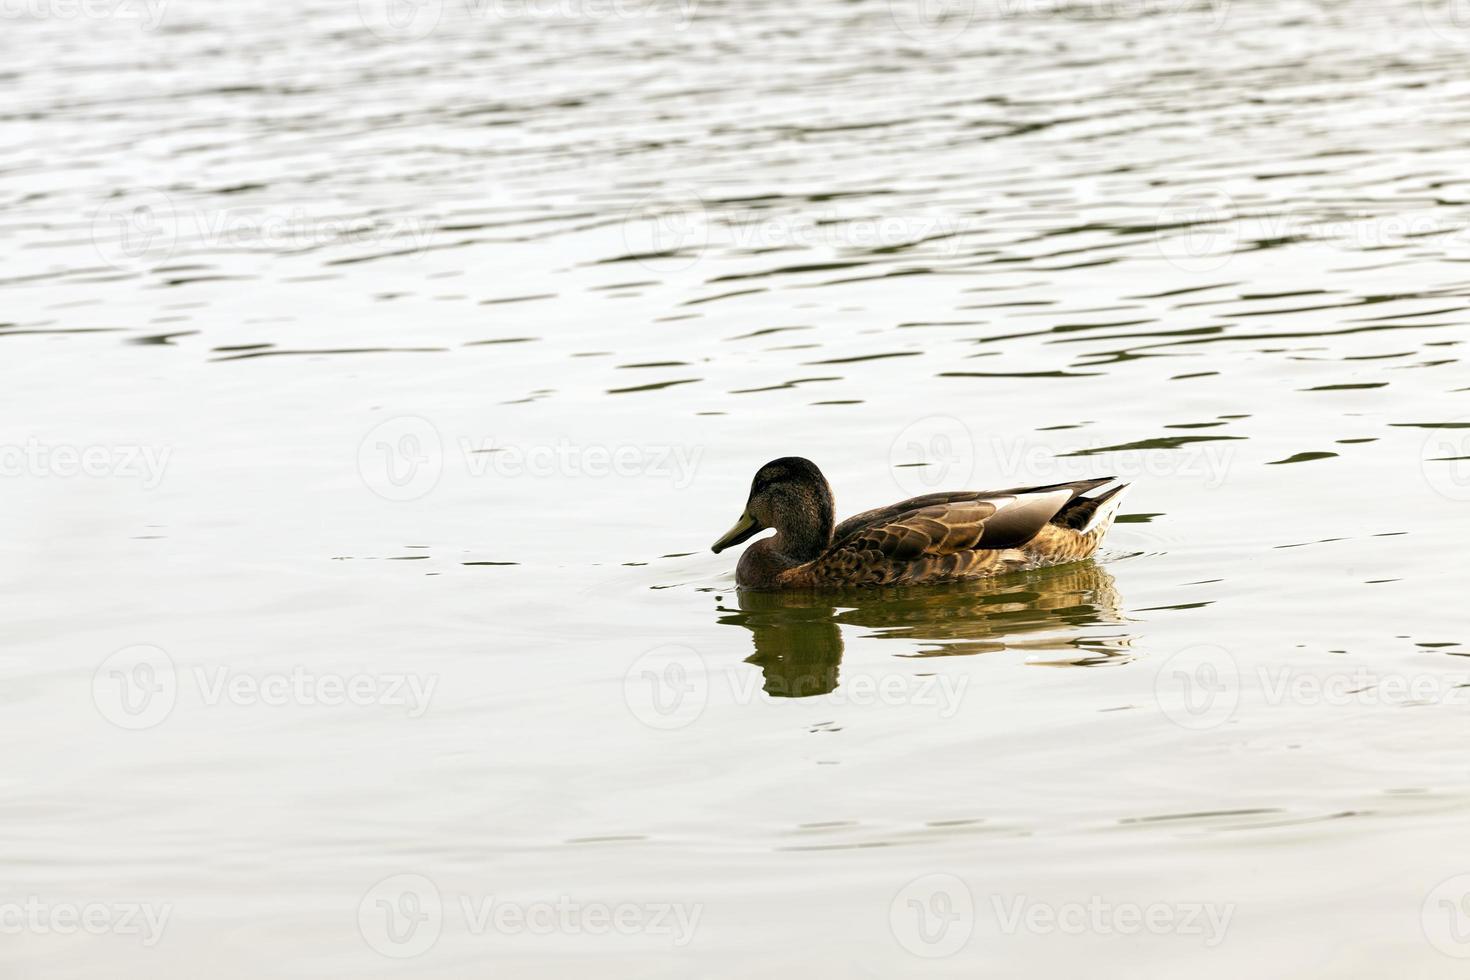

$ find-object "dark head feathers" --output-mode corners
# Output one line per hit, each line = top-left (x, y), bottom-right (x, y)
(750, 456), (826, 497)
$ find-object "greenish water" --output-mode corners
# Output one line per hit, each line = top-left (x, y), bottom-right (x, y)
(5, 0), (1470, 975)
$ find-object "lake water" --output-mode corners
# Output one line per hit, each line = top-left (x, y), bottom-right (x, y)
(6, 0), (1470, 974)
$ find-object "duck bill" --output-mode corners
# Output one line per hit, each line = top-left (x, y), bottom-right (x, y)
(711, 511), (761, 554)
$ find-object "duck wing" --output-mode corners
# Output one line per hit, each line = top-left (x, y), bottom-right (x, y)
(832, 490), (992, 543)
(830, 478), (1113, 546)
(804, 487), (1083, 586)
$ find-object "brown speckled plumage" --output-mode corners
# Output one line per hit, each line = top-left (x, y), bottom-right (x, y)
(711, 457), (1128, 590)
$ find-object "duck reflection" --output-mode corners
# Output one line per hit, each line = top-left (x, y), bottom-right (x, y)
(721, 592), (846, 697)
(716, 561), (1130, 698)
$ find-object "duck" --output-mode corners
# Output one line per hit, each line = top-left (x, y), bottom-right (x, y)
(710, 457), (1129, 589)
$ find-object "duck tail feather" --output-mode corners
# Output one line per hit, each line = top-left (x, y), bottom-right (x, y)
(1053, 481), (1130, 531)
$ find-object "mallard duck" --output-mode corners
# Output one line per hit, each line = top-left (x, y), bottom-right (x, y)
(711, 457), (1129, 589)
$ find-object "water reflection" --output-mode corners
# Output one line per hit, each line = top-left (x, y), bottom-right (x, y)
(723, 592), (846, 698)
(717, 561), (1132, 698)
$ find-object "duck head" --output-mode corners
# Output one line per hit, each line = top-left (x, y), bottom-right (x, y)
(711, 457), (835, 563)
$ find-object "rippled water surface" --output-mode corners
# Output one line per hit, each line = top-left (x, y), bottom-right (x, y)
(7, 0), (1470, 975)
